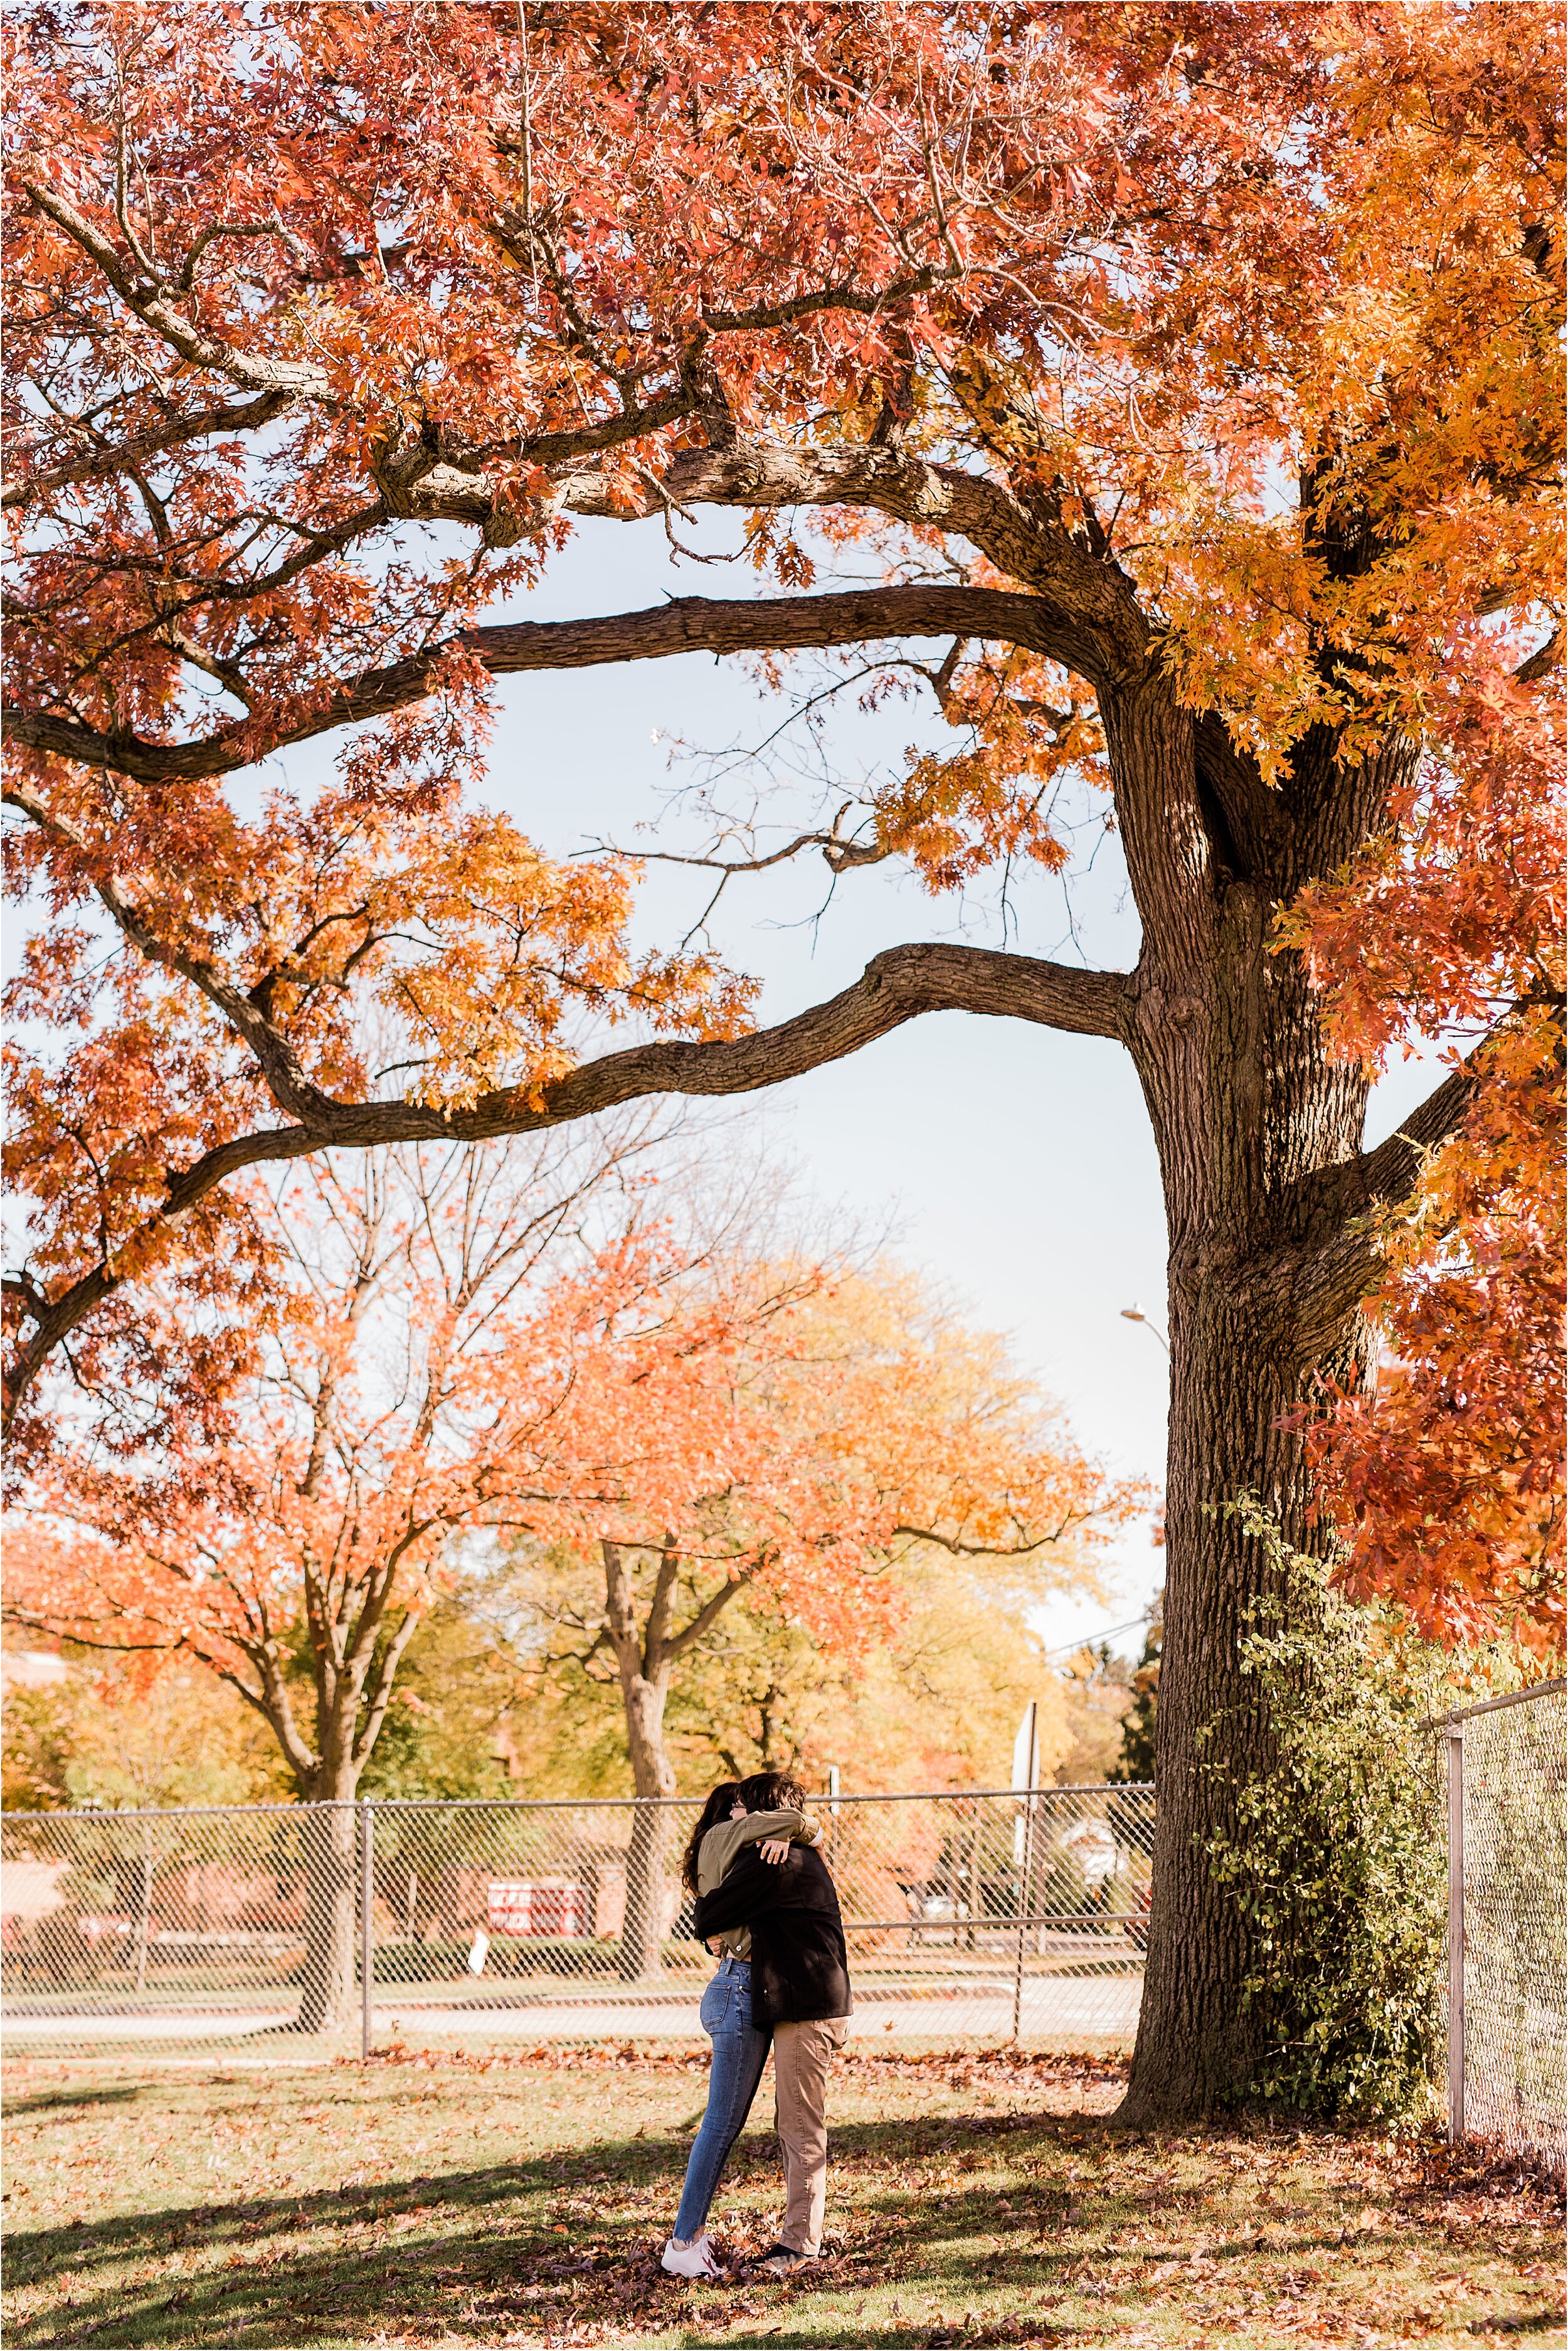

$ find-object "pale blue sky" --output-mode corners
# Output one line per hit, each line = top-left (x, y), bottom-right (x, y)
(372, 514), (1441, 1655)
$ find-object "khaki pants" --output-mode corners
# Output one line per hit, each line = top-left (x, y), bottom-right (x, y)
(771, 2015), (848, 2254)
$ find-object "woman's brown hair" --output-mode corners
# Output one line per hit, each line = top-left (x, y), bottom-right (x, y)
(680, 1781), (742, 1895)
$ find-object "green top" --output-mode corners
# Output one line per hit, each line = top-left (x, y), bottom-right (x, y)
(697, 1807), (820, 1960)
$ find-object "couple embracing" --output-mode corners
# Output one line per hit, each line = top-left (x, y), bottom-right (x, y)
(661, 1770), (851, 2281)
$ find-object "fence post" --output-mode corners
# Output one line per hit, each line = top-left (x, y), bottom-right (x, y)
(133, 1818), (154, 1997)
(1010, 1710), (1040, 2046)
(1446, 1726), (1465, 2140)
(359, 1801), (374, 2066)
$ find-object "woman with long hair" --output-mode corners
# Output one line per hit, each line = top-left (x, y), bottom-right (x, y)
(660, 1772), (817, 2279)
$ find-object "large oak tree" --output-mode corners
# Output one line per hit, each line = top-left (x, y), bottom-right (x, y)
(4, 3), (1561, 2115)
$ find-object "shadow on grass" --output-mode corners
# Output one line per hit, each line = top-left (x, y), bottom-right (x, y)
(4, 2083), (145, 2118)
(3, 2111), (1113, 2348)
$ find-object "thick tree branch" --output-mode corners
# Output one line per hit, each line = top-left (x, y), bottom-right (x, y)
(1515, 624), (1564, 686)
(665, 1563), (756, 1660)
(240, 1640), (320, 1785)
(1270, 1035), (1512, 1366)
(1356, 1066), (1481, 1209)
(1, 942), (1130, 1431)
(1192, 714), (1288, 879)
(1288, 1041), (1490, 1250)
(4, 583), (1107, 783)
(480, 392), (699, 472)
(550, 443), (1145, 654)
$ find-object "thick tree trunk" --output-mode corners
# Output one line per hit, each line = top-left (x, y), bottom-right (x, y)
(1124, 1287), (1370, 2115)
(618, 1673), (677, 1982)
(1116, 709), (1391, 2120)
(297, 1795), (360, 2034)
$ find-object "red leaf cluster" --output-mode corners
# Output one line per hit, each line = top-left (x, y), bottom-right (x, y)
(1286, 671), (1564, 1657)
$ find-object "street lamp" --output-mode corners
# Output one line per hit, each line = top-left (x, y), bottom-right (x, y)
(1120, 1303), (1169, 1352)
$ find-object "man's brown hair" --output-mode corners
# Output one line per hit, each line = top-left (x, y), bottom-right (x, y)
(734, 1770), (809, 1816)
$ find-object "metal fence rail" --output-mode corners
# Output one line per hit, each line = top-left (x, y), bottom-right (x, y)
(1, 1785), (1154, 2062)
(1442, 1680), (1567, 2176)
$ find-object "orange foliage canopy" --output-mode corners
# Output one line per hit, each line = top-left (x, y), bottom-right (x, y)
(1283, 672), (1564, 1657)
(3, 1), (1562, 1653)
(6, 1157), (1132, 1793)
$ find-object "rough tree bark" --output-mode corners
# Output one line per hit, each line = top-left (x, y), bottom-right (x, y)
(599, 1538), (753, 1982)
(1098, 672), (1420, 2116)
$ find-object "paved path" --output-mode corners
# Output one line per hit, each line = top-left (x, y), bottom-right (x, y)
(6, 1974), (1142, 2051)
(8, 2007), (299, 2044)
(378, 1982), (1141, 2041)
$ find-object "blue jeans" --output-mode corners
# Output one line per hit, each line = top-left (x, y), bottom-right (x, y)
(672, 1957), (771, 2240)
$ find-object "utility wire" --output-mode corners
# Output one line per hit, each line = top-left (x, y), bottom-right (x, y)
(1042, 1611), (1150, 1662)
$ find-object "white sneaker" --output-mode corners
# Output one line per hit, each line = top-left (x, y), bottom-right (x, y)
(661, 2234), (726, 2279)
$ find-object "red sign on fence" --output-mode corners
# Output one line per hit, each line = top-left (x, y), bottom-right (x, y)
(487, 1879), (586, 1938)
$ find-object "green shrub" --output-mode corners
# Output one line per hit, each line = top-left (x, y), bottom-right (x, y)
(1200, 1509), (1456, 2123)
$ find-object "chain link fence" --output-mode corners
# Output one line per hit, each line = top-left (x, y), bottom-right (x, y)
(1, 1785), (1154, 2064)
(1441, 1680), (1567, 2177)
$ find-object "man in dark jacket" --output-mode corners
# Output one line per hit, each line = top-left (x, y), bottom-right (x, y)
(692, 1773), (852, 2271)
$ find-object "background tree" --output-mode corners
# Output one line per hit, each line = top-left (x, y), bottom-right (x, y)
(4, 2), (1560, 2112)
(504, 1263), (1136, 1972)
(1, 1650), (285, 1812)
(349, 1595), (533, 1804)
(8, 1124), (1130, 1996)
(6, 1125), (677, 2025)
(1049, 1642), (1138, 1786)
(655, 1562), (1088, 1795)
(508, 1553), (1102, 1793)
(513, 1264), (1136, 1965)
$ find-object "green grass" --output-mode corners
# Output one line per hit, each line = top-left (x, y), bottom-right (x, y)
(2, 2044), (1560, 2347)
